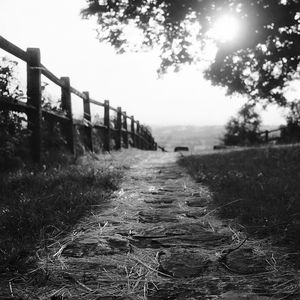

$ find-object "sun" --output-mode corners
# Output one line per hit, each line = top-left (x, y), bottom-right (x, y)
(209, 15), (240, 43)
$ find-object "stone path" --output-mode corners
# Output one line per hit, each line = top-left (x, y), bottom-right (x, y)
(19, 151), (299, 299)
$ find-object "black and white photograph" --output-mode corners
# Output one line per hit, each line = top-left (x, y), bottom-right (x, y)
(0, 0), (299, 298)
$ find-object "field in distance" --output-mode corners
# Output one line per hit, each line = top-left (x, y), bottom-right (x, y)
(151, 125), (279, 152)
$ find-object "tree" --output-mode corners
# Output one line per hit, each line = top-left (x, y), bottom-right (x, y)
(223, 104), (262, 145)
(81, 0), (299, 106)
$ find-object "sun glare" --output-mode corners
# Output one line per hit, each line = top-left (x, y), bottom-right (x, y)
(209, 15), (240, 43)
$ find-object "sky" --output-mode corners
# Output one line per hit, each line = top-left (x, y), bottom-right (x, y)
(0, 0), (288, 127)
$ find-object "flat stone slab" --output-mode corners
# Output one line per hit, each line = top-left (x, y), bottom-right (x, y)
(219, 291), (271, 299)
(148, 278), (274, 300)
(131, 223), (231, 249)
(137, 211), (179, 223)
(158, 249), (212, 278)
(62, 236), (130, 257)
(147, 277), (232, 300)
(185, 198), (208, 207)
(223, 248), (268, 275)
(135, 223), (228, 238)
(144, 198), (175, 204)
(184, 209), (208, 218)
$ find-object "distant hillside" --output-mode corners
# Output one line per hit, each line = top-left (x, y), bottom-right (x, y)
(151, 125), (225, 152)
(151, 124), (282, 152)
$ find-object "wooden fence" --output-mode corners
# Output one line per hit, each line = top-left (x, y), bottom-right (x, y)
(259, 128), (282, 143)
(0, 36), (157, 163)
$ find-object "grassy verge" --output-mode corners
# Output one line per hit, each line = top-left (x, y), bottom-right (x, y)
(178, 145), (300, 247)
(0, 154), (123, 273)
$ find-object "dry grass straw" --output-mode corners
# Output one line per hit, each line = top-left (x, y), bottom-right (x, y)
(27, 241), (168, 299)
(10, 203), (170, 300)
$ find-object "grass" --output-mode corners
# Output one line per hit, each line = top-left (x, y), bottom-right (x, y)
(178, 145), (300, 247)
(0, 154), (123, 274)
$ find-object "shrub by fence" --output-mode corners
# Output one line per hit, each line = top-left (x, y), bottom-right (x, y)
(0, 36), (157, 163)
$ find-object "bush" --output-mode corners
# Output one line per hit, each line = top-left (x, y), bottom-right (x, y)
(280, 101), (300, 143)
(223, 104), (262, 146)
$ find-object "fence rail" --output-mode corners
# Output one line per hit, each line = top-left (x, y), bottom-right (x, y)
(259, 128), (282, 143)
(0, 35), (157, 163)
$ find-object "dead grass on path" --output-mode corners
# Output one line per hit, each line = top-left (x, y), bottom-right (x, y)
(11, 224), (168, 299)
(3, 149), (166, 299)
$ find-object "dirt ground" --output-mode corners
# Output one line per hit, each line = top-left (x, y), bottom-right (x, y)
(4, 151), (300, 299)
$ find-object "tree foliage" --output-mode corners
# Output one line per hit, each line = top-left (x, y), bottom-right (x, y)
(223, 104), (262, 145)
(0, 58), (29, 169)
(81, 0), (300, 105)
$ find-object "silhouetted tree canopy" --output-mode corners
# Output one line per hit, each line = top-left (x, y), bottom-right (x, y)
(81, 0), (300, 105)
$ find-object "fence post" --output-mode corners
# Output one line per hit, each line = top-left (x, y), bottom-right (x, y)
(123, 111), (128, 148)
(265, 130), (269, 143)
(150, 135), (155, 150)
(104, 100), (110, 152)
(141, 125), (144, 150)
(151, 134), (154, 150)
(115, 107), (122, 150)
(143, 127), (147, 150)
(131, 116), (135, 147)
(148, 134), (153, 150)
(27, 48), (42, 163)
(83, 91), (93, 152)
(145, 128), (149, 150)
(146, 130), (150, 150)
(61, 77), (75, 154)
(136, 121), (141, 149)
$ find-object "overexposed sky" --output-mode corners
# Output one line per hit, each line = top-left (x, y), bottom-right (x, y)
(0, 0), (287, 126)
